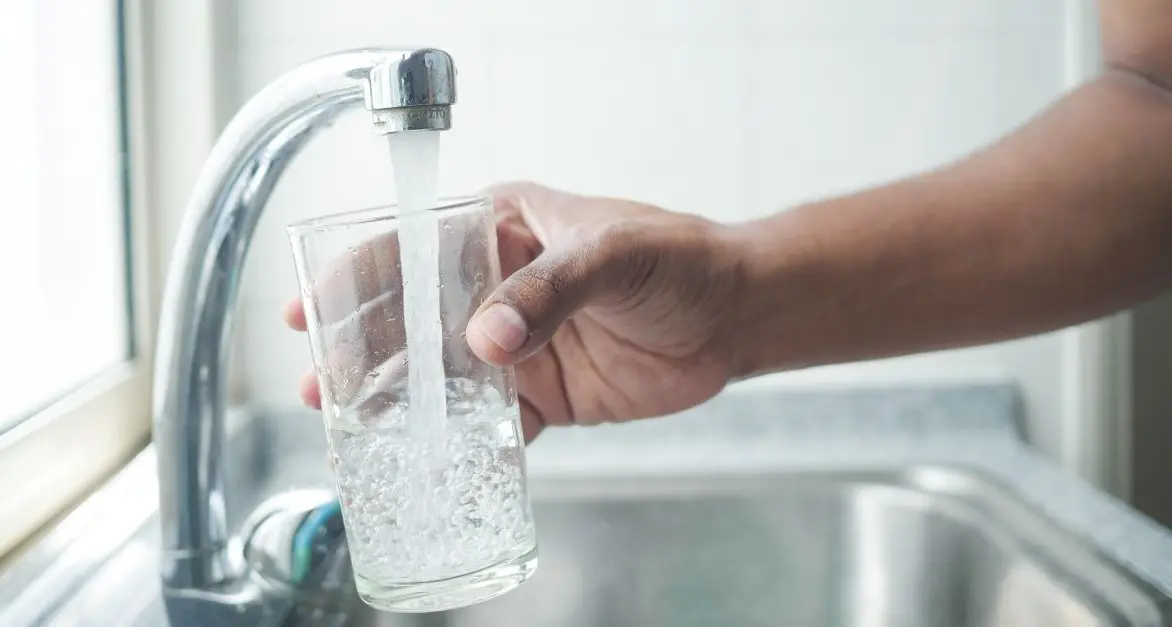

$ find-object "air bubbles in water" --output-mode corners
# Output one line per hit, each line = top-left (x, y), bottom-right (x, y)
(330, 381), (534, 584)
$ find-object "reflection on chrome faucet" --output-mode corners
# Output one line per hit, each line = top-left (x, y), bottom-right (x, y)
(151, 47), (455, 626)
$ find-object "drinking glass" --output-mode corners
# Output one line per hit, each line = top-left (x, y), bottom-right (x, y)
(286, 196), (538, 613)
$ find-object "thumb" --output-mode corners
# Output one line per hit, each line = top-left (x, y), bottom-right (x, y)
(466, 228), (639, 365)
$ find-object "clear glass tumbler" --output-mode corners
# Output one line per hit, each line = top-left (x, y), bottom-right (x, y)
(287, 196), (538, 613)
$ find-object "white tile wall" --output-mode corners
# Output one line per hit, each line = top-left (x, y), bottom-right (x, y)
(225, 1), (1075, 455)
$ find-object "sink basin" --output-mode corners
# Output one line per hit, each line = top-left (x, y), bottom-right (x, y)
(6, 388), (1171, 627)
(220, 406), (1165, 627)
(348, 469), (1161, 627)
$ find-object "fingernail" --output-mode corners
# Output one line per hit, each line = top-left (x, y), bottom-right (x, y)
(477, 304), (528, 353)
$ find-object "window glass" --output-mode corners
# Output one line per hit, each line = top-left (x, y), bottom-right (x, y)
(0, 0), (130, 432)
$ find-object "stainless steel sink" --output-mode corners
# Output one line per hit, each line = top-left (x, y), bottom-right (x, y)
(5, 388), (1171, 627)
(211, 408), (1165, 627)
(344, 469), (1161, 627)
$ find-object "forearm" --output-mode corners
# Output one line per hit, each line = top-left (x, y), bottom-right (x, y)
(730, 70), (1172, 378)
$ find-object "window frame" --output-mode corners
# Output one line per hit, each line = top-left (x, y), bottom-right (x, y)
(0, 0), (154, 559)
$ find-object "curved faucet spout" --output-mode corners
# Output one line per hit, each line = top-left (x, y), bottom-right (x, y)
(152, 47), (455, 593)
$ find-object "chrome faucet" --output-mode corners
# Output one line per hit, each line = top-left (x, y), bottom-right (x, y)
(152, 47), (456, 625)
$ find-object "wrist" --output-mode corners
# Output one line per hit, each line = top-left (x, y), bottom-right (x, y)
(714, 217), (795, 381)
(718, 204), (855, 382)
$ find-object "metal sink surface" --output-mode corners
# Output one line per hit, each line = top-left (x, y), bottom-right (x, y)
(348, 469), (1160, 627)
(4, 386), (1171, 627)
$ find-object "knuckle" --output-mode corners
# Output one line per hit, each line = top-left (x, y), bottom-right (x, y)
(593, 221), (648, 264)
(593, 220), (642, 246)
(592, 220), (658, 292)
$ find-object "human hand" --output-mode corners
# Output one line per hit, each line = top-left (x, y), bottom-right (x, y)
(285, 182), (745, 441)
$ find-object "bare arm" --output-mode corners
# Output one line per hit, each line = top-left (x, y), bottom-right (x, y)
(731, 0), (1172, 377)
